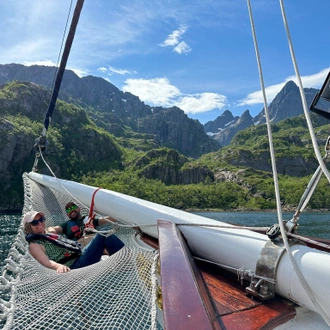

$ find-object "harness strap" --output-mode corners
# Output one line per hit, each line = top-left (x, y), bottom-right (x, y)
(85, 188), (102, 232)
(26, 233), (81, 254)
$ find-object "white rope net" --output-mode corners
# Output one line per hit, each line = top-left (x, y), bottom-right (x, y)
(0, 173), (162, 329)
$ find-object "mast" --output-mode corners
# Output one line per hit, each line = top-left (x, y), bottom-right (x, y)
(33, 0), (85, 171)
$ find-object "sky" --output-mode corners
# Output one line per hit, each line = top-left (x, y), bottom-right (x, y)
(1, 0), (330, 124)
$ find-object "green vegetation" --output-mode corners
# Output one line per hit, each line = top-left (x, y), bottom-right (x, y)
(2, 81), (330, 211)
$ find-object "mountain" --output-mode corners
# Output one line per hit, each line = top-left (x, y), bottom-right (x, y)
(0, 81), (123, 209)
(204, 110), (238, 134)
(211, 110), (254, 146)
(1, 80), (329, 211)
(254, 80), (319, 124)
(2, 64), (330, 211)
(1, 64), (323, 153)
(204, 81), (324, 146)
(0, 63), (219, 158)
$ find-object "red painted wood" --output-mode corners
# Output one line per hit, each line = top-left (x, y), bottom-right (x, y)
(157, 220), (222, 330)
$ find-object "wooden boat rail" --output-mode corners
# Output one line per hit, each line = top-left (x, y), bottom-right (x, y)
(154, 220), (297, 330)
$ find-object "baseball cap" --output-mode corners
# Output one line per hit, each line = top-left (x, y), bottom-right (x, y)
(23, 211), (45, 226)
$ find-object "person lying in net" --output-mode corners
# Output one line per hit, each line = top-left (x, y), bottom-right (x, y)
(47, 201), (116, 242)
(23, 210), (124, 273)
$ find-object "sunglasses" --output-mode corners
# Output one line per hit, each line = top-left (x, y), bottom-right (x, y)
(66, 205), (78, 213)
(30, 217), (45, 226)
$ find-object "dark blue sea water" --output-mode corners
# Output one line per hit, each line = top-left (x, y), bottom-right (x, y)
(1, 211), (330, 270)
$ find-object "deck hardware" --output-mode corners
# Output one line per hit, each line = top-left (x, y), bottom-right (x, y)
(266, 224), (281, 240)
(246, 240), (286, 300)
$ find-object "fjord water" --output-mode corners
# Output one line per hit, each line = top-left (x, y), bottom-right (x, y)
(0, 212), (21, 269)
(1, 211), (330, 269)
(193, 211), (330, 240)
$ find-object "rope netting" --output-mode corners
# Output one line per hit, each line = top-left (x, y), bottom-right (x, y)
(0, 173), (162, 329)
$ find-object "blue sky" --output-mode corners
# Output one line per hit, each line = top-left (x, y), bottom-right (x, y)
(1, 0), (330, 124)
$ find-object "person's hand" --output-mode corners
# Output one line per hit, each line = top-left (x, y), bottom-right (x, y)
(56, 265), (71, 273)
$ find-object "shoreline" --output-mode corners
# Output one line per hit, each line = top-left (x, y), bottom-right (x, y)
(186, 208), (330, 213)
(2, 208), (330, 214)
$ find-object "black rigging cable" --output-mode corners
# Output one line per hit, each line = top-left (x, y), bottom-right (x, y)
(33, 0), (84, 171)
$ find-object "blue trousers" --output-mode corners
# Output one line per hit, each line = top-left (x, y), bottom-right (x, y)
(71, 233), (124, 269)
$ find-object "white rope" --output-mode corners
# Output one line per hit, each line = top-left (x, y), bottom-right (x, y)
(277, 0), (330, 324)
(247, 0), (330, 324)
(278, 2), (330, 184)
(246, 0), (284, 234)
(38, 147), (90, 210)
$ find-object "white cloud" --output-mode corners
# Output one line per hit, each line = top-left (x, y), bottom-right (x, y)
(70, 68), (89, 78)
(160, 25), (188, 47)
(238, 82), (285, 106)
(123, 77), (181, 104)
(287, 68), (330, 89)
(97, 66), (136, 76)
(176, 93), (227, 114)
(239, 68), (330, 107)
(108, 66), (136, 75)
(123, 77), (226, 114)
(24, 59), (56, 67)
(174, 41), (191, 54)
(160, 24), (191, 54)
(24, 60), (88, 77)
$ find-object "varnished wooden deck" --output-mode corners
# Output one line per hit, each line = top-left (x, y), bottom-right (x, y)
(143, 221), (297, 330)
(199, 262), (296, 329)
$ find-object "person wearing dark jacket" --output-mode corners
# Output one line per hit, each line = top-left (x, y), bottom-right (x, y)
(47, 202), (115, 240)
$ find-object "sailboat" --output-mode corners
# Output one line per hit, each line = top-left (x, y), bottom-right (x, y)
(1, 0), (330, 329)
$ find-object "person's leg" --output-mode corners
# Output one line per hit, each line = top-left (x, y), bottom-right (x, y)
(105, 234), (124, 255)
(71, 233), (106, 269)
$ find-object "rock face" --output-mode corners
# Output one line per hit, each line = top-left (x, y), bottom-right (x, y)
(0, 63), (219, 158)
(253, 81), (319, 124)
(137, 106), (219, 158)
(0, 82), (51, 203)
(220, 149), (317, 176)
(133, 149), (214, 185)
(0, 81), (123, 210)
(204, 110), (238, 134)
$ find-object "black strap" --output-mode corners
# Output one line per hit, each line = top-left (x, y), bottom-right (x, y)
(26, 233), (81, 254)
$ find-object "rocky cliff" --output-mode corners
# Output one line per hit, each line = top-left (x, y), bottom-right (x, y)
(133, 148), (214, 185)
(0, 81), (123, 210)
(0, 63), (219, 158)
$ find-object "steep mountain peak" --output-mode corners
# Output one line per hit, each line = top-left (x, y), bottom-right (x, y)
(240, 109), (252, 120)
(282, 80), (298, 91)
(204, 110), (235, 133)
